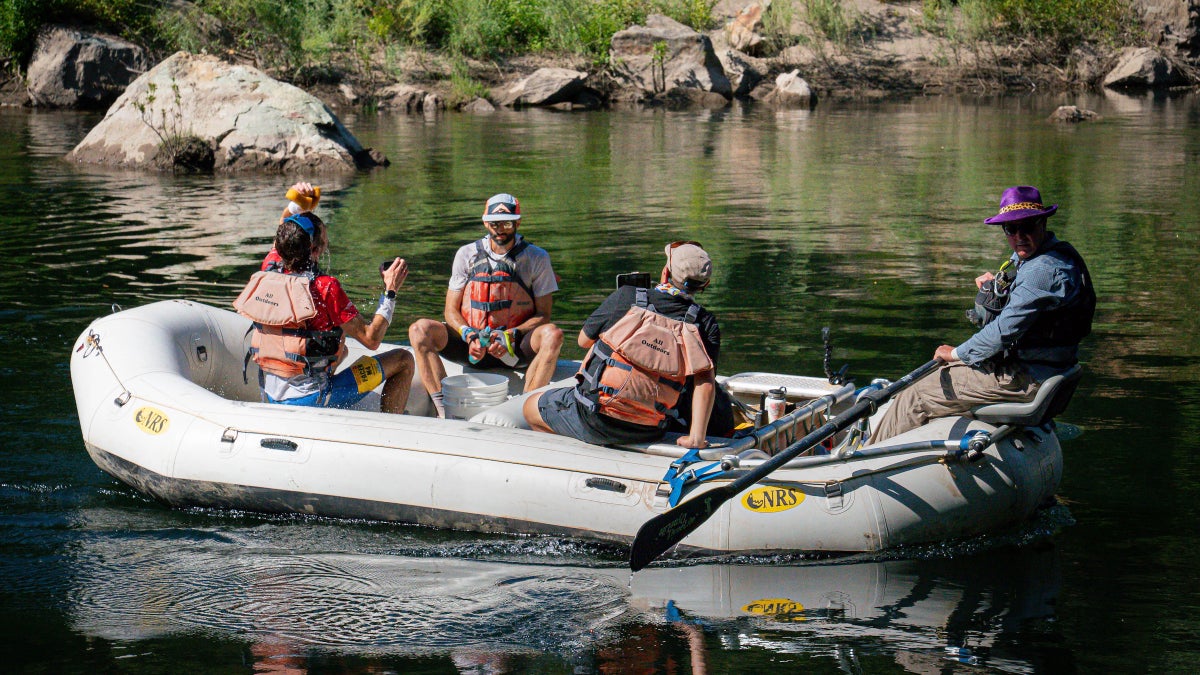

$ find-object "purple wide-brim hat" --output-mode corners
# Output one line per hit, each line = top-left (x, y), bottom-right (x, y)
(983, 185), (1058, 224)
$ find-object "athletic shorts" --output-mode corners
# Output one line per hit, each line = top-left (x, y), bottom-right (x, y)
(267, 355), (384, 409)
(537, 385), (664, 446)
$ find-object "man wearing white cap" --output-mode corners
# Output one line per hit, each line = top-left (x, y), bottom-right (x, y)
(409, 193), (564, 418)
(524, 241), (728, 448)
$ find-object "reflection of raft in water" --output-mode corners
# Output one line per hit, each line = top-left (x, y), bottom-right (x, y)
(70, 300), (1078, 558)
(65, 522), (1059, 671)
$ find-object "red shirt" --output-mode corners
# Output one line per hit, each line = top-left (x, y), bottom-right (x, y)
(307, 274), (359, 330)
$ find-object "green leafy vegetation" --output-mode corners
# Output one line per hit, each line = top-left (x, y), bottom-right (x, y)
(760, 0), (798, 53)
(920, 0), (1139, 49)
(447, 56), (490, 106)
(802, 0), (863, 47)
(1, 0), (152, 65)
(2, 0), (717, 70)
(132, 79), (213, 172)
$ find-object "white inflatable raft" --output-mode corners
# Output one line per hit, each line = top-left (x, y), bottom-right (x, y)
(69, 300), (1078, 558)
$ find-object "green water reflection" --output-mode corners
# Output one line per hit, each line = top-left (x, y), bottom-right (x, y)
(2, 90), (1199, 672)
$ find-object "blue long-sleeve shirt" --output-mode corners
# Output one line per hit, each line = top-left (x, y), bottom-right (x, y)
(956, 234), (1087, 381)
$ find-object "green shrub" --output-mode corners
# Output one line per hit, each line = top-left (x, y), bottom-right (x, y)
(0, 0), (44, 64)
(921, 0), (1138, 48)
(3, 0), (719, 74)
(801, 0), (875, 48)
(350, 0), (714, 59)
(447, 56), (490, 105)
(1, 0), (152, 65)
(761, 0), (799, 54)
(199, 0), (309, 70)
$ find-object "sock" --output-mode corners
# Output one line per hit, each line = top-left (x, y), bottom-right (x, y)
(431, 391), (446, 418)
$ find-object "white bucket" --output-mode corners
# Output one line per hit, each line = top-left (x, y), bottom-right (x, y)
(442, 373), (511, 420)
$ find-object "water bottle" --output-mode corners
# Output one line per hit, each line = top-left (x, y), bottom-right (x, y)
(285, 185), (321, 213)
(765, 387), (788, 422)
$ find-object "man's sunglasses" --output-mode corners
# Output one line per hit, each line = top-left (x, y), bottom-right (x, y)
(1001, 220), (1041, 236)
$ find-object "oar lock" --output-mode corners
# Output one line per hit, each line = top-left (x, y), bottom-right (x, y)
(662, 449), (730, 507)
(856, 381), (889, 413)
(964, 431), (992, 461)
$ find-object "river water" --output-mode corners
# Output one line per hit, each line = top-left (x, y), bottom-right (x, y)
(2, 91), (1198, 673)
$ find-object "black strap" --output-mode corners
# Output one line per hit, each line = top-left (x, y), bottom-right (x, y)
(242, 326), (254, 384)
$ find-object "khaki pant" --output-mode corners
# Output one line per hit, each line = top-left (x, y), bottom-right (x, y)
(871, 361), (1039, 443)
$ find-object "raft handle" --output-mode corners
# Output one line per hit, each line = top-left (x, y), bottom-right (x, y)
(585, 477), (627, 493)
(260, 438), (298, 452)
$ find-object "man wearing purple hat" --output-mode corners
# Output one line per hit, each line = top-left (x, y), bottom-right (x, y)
(408, 193), (564, 418)
(872, 186), (1096, 442)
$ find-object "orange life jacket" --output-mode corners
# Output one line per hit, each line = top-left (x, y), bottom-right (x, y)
(233, 269), (343, 378)
(460, 239), (536, 331)
(576, 288), (714, 428)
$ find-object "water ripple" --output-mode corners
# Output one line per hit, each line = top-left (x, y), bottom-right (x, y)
(66, 539), (633, 653)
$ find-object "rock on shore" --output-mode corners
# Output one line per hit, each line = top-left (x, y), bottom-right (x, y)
(66, 52), (385, 173)
(26, 25), (148, 109)
(610, 14), (732, 104)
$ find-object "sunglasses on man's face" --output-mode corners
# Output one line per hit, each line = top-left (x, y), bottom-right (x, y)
(1001, 220), (1040, 237)
(486, 221), (517, 231)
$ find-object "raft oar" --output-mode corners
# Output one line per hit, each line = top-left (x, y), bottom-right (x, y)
(629, 358), (942, 571)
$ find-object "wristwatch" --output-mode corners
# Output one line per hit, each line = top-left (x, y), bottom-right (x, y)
(384, 289), (396, 300)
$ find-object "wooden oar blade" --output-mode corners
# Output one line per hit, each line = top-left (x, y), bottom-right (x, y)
(629, 485), (733, 572)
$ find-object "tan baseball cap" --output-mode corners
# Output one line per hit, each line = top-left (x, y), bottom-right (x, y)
(664, 241), (712, 287)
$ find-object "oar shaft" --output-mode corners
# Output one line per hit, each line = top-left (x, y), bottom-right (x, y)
(727, 359), (940, 494)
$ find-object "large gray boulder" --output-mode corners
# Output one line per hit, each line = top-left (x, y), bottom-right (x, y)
(610, 14), (732, 100)
(1048, 105), (1101, 123)
(1132, 0), (1199, 55)
(461, 97), (496, 113)
(1103, 47), (1188, 89)
(66, 52), (385, 172)
(711, 29), (767, 99)
(499, 67), (593, 108)
(26, 26), (149, 109)
(376, 83), (430, 112)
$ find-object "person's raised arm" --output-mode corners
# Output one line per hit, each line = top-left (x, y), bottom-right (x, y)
(343, 258), (407, 350)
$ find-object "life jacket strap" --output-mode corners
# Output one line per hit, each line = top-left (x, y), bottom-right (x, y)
(469, 299), (515, 312)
